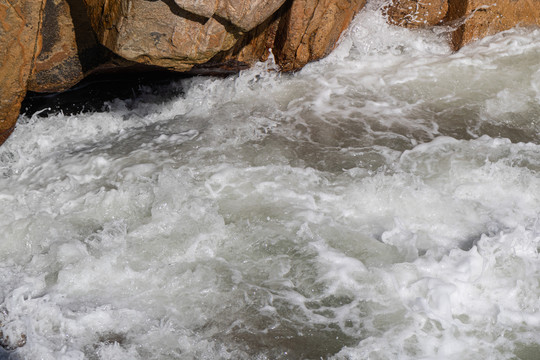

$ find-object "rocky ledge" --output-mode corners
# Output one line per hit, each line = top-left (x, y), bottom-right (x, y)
(1, 0), (539, 145)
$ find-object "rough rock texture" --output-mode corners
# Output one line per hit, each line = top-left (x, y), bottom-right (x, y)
(83, 0), (244, 71)
(175, 0), (285, 31)
(446, 0), (540, 50)
(28, 0), (83, 92)
(2, 0), (538, 147)
(27, 0), (106, 92)
(198, 5), (285, 73)
(173, 0), (288, 31)
(82, 0), (366, 73)
(385, 0), (540, 50)
(0, 0), (45, 143)
(214, 0), (287, 31)
(0, 0), (370, 145)
(384, 0), (448, 28)
(274, 0), (367, 72)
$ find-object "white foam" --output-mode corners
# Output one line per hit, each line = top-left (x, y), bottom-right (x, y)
(0, 2), (539, 359)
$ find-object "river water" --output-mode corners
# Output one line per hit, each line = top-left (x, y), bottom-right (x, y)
(1, 2), (539, 359)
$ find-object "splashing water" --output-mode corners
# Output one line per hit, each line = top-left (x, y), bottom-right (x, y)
(0, 2), (539, 359)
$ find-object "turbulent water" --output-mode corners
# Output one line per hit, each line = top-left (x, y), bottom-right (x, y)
(1, 2), (540, 359)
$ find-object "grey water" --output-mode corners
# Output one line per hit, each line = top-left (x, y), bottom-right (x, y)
(0, 2), (539, 359)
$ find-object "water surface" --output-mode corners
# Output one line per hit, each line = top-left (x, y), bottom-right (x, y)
(1, 2), (539, 359)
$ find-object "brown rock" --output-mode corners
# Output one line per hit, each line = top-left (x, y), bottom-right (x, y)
(174, 0), (218, 19)
(0, 0), (45, 145)
(214, 0), (287, 31)
(199, 5), (284, 73)
(384, 0), (448, 28)
(274, 0), (367, 72)
(447, 0), (540, 50)
(83, 0), (366, 73)
(385, 0), (540, 50)
(174, 0), (287, 31)
(27, 0), (106, 93)
(83, 0), (239, 71)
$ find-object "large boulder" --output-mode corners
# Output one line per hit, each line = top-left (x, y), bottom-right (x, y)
(447, 0), (540, 50)
(274, 0), (367, 71)
(27, 0), (104, 92)
(82, 0), (367, 73)
(384, 0), (540, 50)
(0, 0), (45, 143)
(175, 0), (288, 32)
(81, 0), (288, 71)
(384, 0), (448, 28)
(0, 0), (368, 145)
(198, 10), (284, 73)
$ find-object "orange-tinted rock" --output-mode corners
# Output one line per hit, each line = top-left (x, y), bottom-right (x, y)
(0, 0), (45, 145)
(82, 0), (366, 73)
(386, 0), (540, 50)
(384, 0), (448, 28)
(27, 0), (82, 92)
(173, 0), (218, 19)
(83, 0), (239, 71)
(173, 0), (287, 32)
(214, 0), (287, 31)
(200, 6), (284, 72)
(27, 0), (107, 92)
(274, 0), (367, 72)
(447, 0), (540, 50)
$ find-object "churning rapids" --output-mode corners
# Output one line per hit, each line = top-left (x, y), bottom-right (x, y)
(1, 3), (540, 360)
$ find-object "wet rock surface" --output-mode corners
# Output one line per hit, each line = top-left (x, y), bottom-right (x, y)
(0, 0), (368, 146)
(446, 0), (540, 50)
(384, 0), (540, 49)
(384, 0), (448, 28)
(274, 0), (367, 71)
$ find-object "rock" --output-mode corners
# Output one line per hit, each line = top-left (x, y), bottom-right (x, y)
(213, 0), (287, 31)
(173, 0), (287, 32)
(0, 330), (26, 351)
(0, 0), (45, 145)
(273, 0), (367, 72)
(384, 0), (448, 28)
(83, 0), (240, 71)
(1, 0), (367, 145)
(27, 0), (104, 92)
(83, 0), (367, 73)
(446, 0), (540, 50)
(199, 0), (368, 72)
(385, 0), (540, 50)
(173, 0), (219, 19)
(198, 6), (285, 73)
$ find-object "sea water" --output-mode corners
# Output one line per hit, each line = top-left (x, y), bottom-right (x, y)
(0, 1), (539, 359)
